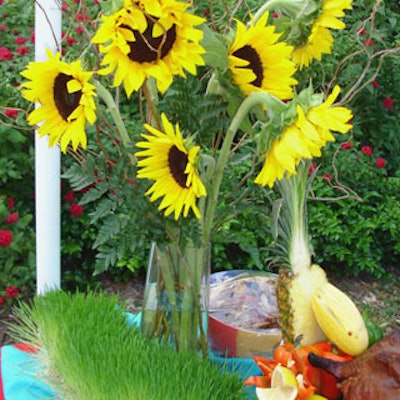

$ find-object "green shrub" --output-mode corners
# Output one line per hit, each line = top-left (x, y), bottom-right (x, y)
(308, 140), (400, 277)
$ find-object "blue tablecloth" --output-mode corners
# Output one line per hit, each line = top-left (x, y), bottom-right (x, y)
(0, 344), (56, 399)
(1, 313), (261, 399)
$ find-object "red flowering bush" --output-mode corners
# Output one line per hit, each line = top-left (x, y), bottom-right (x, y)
(5, 211), (19, 224)
(59, 180), (105, 289)
(0, 1), (37, 294)
(4, 108), (19, 118)
(361, 145), (373, 156)
(0, 229), (13, 248)
(14, 36), (27, 45)
(304, 1), (400, 279)
(322, 0), (400, 178)
(341, 141), (353, 150)
(0, 0), (115, 292)
(0, 195), (36, 294)
(63, 190), (75, 203)
(375, 157), (386, 169)
(309, 139), (399, 277)
(0, 46), (13, 61)
(16, 46), (30, 55)
(5, 285), (19, 299)
(382, 97), (394, 112)
(0, 285), (20, 310)
(70, 203), (84, 217)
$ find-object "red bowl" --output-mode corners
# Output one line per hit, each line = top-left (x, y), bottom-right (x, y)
(208, 270), (282, 358)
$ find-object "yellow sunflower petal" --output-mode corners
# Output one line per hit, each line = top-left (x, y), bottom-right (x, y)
(20, 51), (96, 153)
(255, 86), (352, 188)
(135, 113), (206, 220)
(292, 0), (352, 68)
(91, 0), (205, 97)
(228, 12), (297, 99)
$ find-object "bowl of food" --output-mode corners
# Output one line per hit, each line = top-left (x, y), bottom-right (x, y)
(208, 270), (282, 358)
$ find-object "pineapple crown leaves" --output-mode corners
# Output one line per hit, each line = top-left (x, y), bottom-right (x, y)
(269, 160), (317, 271)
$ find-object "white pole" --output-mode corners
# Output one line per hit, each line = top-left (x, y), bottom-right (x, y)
(35, 0), (62, 295)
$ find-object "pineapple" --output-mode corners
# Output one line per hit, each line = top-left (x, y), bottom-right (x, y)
(276, 265), (328, 345)
(273, 161), (327, 345)
(273, 161), (368, 355)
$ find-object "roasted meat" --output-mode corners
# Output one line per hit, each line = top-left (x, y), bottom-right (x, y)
(308, 329), (400, 400)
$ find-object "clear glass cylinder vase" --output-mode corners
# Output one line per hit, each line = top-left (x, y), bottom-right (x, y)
(140, 242), (210, 357)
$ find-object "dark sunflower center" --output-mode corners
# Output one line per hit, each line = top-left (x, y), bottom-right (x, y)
(168, 145), (189, 188)
(123, 18), (177, 63)
(232, 45), (263, 87)
(53, 73), (82, 121)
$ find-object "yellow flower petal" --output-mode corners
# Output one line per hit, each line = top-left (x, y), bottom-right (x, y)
(255, 86), (352, 188)
(20, 51), (97, 153)
(135, 113), (206, 220)
(91, 0), (205, 97)
(228, 12), (297, 99)
(292, 0), (352, 68)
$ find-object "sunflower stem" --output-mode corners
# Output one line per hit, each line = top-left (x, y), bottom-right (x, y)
(144, 78), (161, 129)
(198, 154), (216, 234)
(202, 92), (278, 245)
(94, 80), (134, 163)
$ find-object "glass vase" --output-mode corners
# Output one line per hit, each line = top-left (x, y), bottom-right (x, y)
(140, 242), (210, 357)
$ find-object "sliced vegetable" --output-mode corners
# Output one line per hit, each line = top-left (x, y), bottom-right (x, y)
(296, 372), (317, 400)
(244, 375), (269, 388)
(253, 356), (279, 379)
(274, 342), (295, 366)
(245, 341), (352, 399)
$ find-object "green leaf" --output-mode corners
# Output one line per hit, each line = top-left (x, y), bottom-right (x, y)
(98, 0), (124, 15)
(93, 215), (122, 248)
(62, 163), (96, 192)
(200, 25), (229, 70)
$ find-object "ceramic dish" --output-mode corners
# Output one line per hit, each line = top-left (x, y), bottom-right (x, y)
(208, 270), (282, 358)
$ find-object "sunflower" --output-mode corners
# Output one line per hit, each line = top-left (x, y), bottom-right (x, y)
(255, 85), (352, 188)
(291, 0), (353, 68)
(20, 50), (96, 153)
(92, 0), (205, 97)
(228, 12), (297, 100)
(135, 113), (206, 220)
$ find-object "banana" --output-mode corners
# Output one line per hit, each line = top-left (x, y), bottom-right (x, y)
(311, 282), (369, 356)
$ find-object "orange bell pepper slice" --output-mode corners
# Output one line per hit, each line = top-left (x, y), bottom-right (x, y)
(243, 375), (269, 388)
(312, 341), (334, 354)
(291, 345), (321, 390)
(273, 343), (295, 366)
(326, 350), (354, 362)
(252, 356), (278, 378)
(297, 372), (317, 400)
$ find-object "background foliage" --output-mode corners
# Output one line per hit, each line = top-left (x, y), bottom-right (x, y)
(306, 0), (400, 277)
(0, 0), (399, 297)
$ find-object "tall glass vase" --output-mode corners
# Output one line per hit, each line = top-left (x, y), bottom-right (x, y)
(140, 242), (210, 357)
